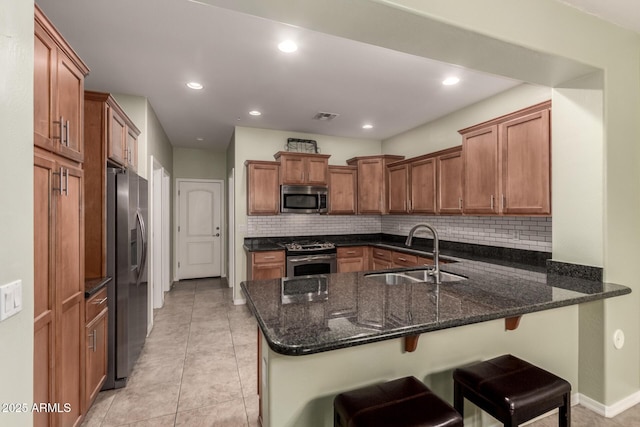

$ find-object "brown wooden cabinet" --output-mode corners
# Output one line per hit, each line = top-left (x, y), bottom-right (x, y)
(347, 155), (404, 214)
(248, 250), (286, 280)
(85, 288), (108, 409)
(387, 163), (410, 214)
(34, 6), (89, 164)
(337, 246), (367, 273)
(34, 7), (89, 427)
(84, 91), (141, 278)
(410, 157), (437, 214)
(460, 101), (551, 215)
(436, 148), (463, 214)
(34, 149), (85, 427)
(391, 251), (418, 268)
(274, 152), (330, 185)
(246, 161), (280, 215)
(370, 247), (393, 270)
(328, 166), (358, 215)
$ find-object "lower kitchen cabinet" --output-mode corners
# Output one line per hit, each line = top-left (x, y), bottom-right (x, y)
(85, 288), (108, 408)
(391, 251), (418, 268)
(337, 246), (367, 272)
(370, 247), (392, 270)
(248, 250), (286, 280)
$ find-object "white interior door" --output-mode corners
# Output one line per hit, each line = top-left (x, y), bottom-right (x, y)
(152, 165), (164, 309)
(177, 179), (222, 279)
(162, 171), (170, 291)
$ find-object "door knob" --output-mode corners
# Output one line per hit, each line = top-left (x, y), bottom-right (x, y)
(215, 233), (220, 237)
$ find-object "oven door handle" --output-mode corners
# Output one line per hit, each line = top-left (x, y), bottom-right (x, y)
(288, 255), (335, 263)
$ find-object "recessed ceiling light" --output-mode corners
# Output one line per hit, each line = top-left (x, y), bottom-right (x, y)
(196, 137), (204, 141)
(362, 124), (373, 129)
(278, 40), (298, 53)
(249, 110), (262, 116)
(442, 77), (460, 86)
(186, 82), (203, 90)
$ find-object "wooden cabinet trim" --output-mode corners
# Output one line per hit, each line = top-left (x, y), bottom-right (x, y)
(458, 100), (551, 135)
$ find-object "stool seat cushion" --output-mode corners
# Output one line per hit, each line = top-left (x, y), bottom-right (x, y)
(453, 354), (571, 422)
(334, 376), (462, 427)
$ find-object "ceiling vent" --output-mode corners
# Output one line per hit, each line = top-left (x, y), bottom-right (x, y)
(313, 112), (339, 121)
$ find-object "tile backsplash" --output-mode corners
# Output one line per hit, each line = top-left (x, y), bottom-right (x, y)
(246, 215), (552, 252)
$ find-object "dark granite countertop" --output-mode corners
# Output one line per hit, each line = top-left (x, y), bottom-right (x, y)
(243, 233), (550, 271)
(241, 259), (630, 356)
(85, 276), (112, 298)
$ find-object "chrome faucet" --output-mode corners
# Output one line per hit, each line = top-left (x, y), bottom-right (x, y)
(405, 223), (440, 284)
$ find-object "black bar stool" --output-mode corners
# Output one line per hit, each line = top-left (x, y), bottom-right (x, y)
(334, 376), (463, 427)
(453, 354), (571, 427)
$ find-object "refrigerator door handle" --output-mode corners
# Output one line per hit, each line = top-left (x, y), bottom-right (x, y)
(136, 210), (148, 286)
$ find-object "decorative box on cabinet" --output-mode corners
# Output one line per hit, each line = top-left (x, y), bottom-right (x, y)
(328, 165), (358, 215)
(34, 6), (89, 163)
(460, 101), (551, 215)
(274, 151), (330, 185)
(245, 160), (280, 215)
(347, 155), (404, 214)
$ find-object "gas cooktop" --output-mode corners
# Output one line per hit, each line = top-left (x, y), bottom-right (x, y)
(281, 240), (336, 252)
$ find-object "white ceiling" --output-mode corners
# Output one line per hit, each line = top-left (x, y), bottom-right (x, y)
(34, 0), (638, 151)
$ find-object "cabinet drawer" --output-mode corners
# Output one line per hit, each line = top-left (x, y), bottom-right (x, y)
(392, 252), (418, 267)
(86, 287), (108, 323)
(371, 248), (392, 261)
(417, 256), (435, 266)
(253, 250), (285, 264)
(337, 246), (364, 258)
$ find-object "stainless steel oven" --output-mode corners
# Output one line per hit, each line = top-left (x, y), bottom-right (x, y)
(283, 241), (337, 277)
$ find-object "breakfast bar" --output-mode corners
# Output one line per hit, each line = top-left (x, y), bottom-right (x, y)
(241, 255), (630, 426)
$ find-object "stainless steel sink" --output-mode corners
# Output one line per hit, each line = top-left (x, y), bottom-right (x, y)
(365, 269), (467, 284)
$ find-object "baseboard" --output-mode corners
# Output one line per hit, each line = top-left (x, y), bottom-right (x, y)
(578, 390), (640, 418)
(233, 297), (247, 305)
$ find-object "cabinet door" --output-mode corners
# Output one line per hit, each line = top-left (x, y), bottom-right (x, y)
(108, 107), (127, 166)
(127, 127), (138, 171)
(247, 162), (280, 215)
(437, 150), (463, 214)
(357, 159), (385, 214)
(463, 125), (499, 214)
(280, 156), (305, 184)
(388, 164), (409, 214)
(56, 53), (85, 162)
(253, 263), (285, 280)
(305, 157), (328, 185)
(56, 163), (85, 427)
(328, 167), (357, 215)
(337, 247), (366, 273)
(501, 109), (551, 214)
(34, 24), (57, 153)
(34, 153), (56, 427)
(410, 158), (436, 214)
(86, 310), (108, 407)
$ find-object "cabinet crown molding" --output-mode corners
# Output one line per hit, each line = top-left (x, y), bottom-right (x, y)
(458, 100), (551, 135)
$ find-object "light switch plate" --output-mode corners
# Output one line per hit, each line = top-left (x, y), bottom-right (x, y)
(0, 280), (22, 321)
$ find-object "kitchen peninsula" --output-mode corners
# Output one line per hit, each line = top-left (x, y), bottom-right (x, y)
(241, 246), (630, 426)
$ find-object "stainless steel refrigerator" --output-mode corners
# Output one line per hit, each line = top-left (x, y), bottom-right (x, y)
(103, 167), (148, 389)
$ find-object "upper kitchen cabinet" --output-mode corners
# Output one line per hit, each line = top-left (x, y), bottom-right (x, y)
(274, 152), (331, 185)
(246, 160), (280, 215)
(436, 147), (463, 215)
(387, 162), (410, 214)
(347, 155), (404, 214)
(34, 5), (89, 163)
(460, 100), (551, 216)
(328, 165), (358, 215)
(387, 155), (437, 215)
(85, 91), (141, 171)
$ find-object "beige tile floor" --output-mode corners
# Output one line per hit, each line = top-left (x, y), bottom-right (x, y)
(82, 277), (640, 426)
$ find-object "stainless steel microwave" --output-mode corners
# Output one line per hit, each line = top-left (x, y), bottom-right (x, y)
(280, 185), (328, 214)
